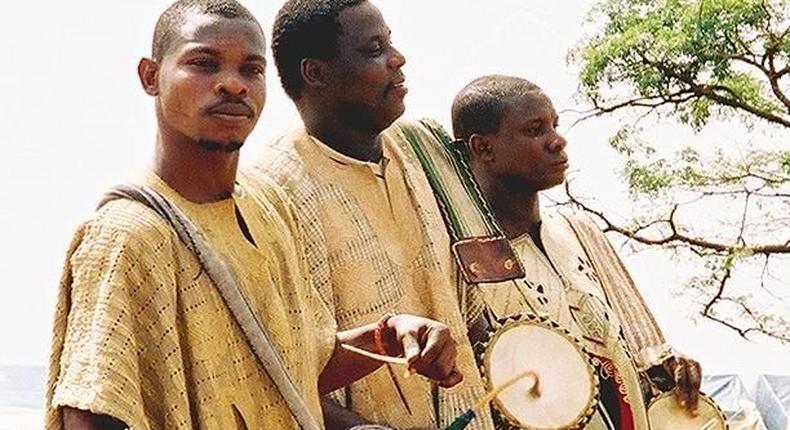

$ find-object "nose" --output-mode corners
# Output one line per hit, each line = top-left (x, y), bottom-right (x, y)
(387, 45), (406, 69)
(214, 71), (248, 97)
(547, 132), (567, 153)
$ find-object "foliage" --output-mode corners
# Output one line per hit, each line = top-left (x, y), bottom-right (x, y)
(568, 0), (790, 341)
(573, 0), (789, 128)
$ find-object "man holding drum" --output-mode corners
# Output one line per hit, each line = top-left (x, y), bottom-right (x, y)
(452, 75), (705, 429)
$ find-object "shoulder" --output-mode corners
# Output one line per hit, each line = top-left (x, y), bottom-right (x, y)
(252, 130), (309, 180)
(240, 170), (297, 221)
(555, 209), (607, 238)
(250, 131), (323, 198)
(88, 198), (174, 243)
(383, 118), (453, 169)
(239, 170), (312, 255)
(69, 198), (178, 270)
(387, 117), (451, 144)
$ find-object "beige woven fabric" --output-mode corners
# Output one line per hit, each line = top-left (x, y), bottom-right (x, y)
(563, 214), (673, 371)
(46, 171), (336, 430)
(468, 212), (652, 430)
(253, 119), (494, 430)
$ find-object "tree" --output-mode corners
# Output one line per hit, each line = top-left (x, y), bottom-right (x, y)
(567, 0), (789, 341)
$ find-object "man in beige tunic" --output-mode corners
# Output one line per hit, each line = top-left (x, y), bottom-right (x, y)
(255, 1), (494, 428)
(452, 74), (705, 429)
(46, 2), (464, 429)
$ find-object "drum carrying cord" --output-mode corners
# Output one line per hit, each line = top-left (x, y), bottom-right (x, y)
(444, 370), (540, 430)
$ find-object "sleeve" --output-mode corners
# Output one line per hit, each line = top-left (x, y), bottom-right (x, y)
(243, 172), (338, 370)
(47, 205), (189, 430)
(278, 188), (338, 371)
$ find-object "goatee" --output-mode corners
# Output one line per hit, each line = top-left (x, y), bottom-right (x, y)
(197, 139), (244, 153)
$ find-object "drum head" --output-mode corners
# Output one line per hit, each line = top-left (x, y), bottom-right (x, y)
(482, 316), (598, 429)
(647, 392), (728, 430)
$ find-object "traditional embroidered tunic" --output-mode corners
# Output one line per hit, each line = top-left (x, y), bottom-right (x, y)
(253, 119), (494, 429)
(46, 172), (336, 430)
(468, 212), (658, 429)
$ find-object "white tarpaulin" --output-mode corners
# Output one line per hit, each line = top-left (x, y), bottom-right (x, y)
(756, 375), (790, 430)
(703, 374), (768, 430)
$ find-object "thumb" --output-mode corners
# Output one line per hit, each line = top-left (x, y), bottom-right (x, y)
(400, 332), (421, 365)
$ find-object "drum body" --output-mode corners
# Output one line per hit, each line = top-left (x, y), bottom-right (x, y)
(480, 315), (598, 430)
(647, 392), (728, 430)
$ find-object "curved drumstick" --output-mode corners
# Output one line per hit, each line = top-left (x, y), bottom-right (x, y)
(474, 369), (540, 412)
(340, 343), (410, 366)
(443, 370), (540, 430)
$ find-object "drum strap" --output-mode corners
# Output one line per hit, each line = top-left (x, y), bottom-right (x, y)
(98, 184), (322, 430)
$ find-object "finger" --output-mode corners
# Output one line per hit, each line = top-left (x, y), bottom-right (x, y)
(674, 360), (690, 409)
(418, 325), (449, 365)
(429, 336), (457, 378)
(686, 361), (702, 415)
(400, 332), (422, 366)
(436, 367), (463, 388)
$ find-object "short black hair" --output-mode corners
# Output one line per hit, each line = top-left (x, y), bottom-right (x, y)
(271, 0), (366, 100)
(152, 0), (260, 62)
(451, 75), (542, 142)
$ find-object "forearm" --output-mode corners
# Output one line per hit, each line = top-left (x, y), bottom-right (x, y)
(62, 407), (126, 430)
(318, 322), (384, 395)
(321, 396), (371, 429)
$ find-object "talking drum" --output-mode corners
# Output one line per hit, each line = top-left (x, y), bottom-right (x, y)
(647, 392), (728, 430)
(480, 316), (598, 430)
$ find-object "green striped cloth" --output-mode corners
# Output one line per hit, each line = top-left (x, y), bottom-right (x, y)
(397, 119), (524, 284)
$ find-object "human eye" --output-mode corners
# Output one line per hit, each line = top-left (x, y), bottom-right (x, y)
(187, 56), (218, 71)
(242, 63), (265, 76)
(525, 123), (545, 137)
(366, 40), (384, 56)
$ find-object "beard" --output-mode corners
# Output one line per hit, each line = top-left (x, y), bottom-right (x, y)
(197, 139), (245, 153)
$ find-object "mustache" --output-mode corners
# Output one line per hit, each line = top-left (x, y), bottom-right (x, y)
(203, 97), (254, 116)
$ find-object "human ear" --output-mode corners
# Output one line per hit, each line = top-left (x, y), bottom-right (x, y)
(300, 58), (328, 89)
(468, 134), (495, 163)
(137, 58), (159, 96)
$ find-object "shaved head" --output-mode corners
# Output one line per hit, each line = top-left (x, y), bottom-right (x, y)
(152, 0), (260, 61)
(451, 74), (542, 143)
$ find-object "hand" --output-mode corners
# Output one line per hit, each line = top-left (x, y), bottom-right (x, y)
(664, 355), (702, 416)
(382, 315), (463, 388)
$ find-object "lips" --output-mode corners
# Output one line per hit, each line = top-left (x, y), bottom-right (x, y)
(207, 102), (254, 118)
(387, 75), (408, 95)
(552, 158), (570, 170)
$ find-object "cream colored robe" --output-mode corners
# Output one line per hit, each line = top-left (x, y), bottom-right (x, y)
(47, 172), (336, 430)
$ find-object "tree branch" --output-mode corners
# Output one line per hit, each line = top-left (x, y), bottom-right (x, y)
(641, 53), (790, 127)
(571, 91), (695, 126)
(563, 182), (790, 254)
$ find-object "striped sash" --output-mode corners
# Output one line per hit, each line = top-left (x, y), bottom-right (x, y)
(397, 119), (525, 284)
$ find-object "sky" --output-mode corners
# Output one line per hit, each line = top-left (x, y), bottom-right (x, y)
(1, 0), (788, 387)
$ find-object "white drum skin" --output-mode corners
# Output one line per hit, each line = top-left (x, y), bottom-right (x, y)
(482, 317), (598, 430)
(647, 392), (728, 430)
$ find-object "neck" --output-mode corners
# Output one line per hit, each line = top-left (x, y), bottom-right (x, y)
(152, 130), (240, 203)
(298, 103), (384, 162)
(476, 170), (542, 240)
